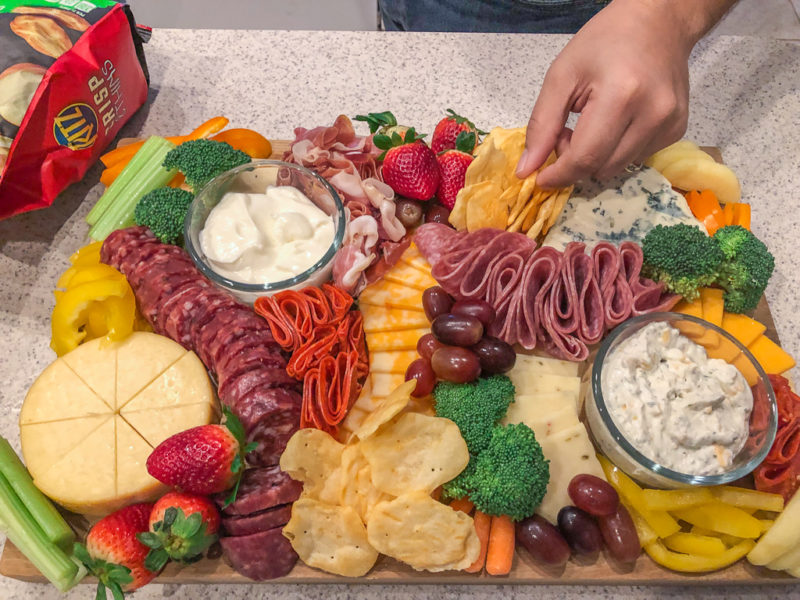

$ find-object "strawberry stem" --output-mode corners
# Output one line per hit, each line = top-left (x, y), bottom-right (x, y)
(353, 111), (397, 133)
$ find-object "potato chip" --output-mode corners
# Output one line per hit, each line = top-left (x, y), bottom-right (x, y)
(544, 185), (573, 233)
(465, 180), (505, 231)
(354, 380), (414, 440)
(508, 193), (540, 233)
(283, 498), (378, 577)
(366, 491), (480, 572)
(448, 189), (468, 230)
(359, 412), (469, 496)
(338, 448), (392, 523)
(280, 429), (345, 504)
(464, 136), (504, 187)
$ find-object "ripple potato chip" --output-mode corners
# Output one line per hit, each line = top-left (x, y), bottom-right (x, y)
(366, 491), (480, 572)
(359, 412), (470, 496)
(283, 498), (378, 577)
(280, 428), (345, 504)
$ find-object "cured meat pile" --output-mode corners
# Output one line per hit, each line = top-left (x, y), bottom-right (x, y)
(414, 223), (679, 361)
(283, 114), (410, 295)
(101, 226), (301, 580)
(755, 375), (800, 501)
(255, 284), (369, 436)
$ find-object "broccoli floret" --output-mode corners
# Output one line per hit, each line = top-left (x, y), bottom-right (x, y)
(713, 225), (775, 313)
(134, 187), (194, 244)
(455, 424), (549, 521)
(433, 375), (515, 455)
(442, 457), (477, 502)
(162, 139), (250, 191)
(641, 224), (724, 301)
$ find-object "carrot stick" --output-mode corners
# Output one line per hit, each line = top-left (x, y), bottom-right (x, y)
(685, 189), (724, 235)
(188, 116), (229, 140)
(450, 498), (475, 514)
(465, 510), (491, 574)
(485, 515), (515, 576)
(431, 486), (443, 502)
(733, 203), (751, 230)
(167, 173), (186, 188)
(100, 135), (189, 169)
(99, 161), (126, 187)
(722, 202), (735, 227)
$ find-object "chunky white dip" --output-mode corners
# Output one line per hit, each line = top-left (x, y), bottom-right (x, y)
(602, 321), (753, 476)
(199, 185), (335, 285)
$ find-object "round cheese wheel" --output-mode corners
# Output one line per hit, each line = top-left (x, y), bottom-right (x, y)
(20, 332), (218, 516)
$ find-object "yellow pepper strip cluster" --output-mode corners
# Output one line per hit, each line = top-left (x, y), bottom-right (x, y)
(597, 455), (784, 573)
(50, 242), (137, 356)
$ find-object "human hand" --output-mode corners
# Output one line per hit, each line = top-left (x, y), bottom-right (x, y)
(516, 0), (722, 187)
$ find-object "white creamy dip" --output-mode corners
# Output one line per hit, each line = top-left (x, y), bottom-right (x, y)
(199, 185), (335, 285)
(602, 321), (752, 476)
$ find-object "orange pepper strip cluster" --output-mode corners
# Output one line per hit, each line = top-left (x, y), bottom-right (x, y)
(254, 284), (368, 436)
(685, 189), (751, 233)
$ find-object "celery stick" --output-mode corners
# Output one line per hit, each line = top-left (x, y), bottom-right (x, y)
(0, 437), (74, 551)
(88, 137), (177, 240)
(0, 473), (81, 592)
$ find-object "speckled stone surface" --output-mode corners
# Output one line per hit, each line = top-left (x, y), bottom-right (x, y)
(0, 30), (799, 599)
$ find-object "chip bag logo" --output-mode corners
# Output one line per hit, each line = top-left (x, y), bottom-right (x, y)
(53, 103), (98, 151)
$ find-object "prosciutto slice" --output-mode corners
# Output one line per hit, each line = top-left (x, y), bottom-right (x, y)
(414, 223), (677, 361)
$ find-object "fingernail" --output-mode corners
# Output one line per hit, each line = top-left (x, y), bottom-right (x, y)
(515, 149), (535, 178)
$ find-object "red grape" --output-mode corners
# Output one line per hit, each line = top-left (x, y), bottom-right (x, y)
(431, 313), (483, 347)
(431, 347), (481, 383)
(425, 203), (451, 225)
(567, 474), (619, 516)
(451, 299), (496, 328)
(557, 506), (603, 555)
(416, 333), (443, 361)
(472, 336), (516, 374)
(405, 358), (436, 397)
(422, 287), (453, 322)
(516, 515), (571, 566)
(598, 504), (640, 563)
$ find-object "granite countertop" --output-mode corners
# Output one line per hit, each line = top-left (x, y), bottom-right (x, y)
(1, 29), (799, 600)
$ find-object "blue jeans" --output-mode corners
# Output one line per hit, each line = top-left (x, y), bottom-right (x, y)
(379, 0), (609, 33)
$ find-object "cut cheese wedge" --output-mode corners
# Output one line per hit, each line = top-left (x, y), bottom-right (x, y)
(370, 350), (418, 374)
(62, 338), (117, 408)
(115, 415), (165, 505)
(513, 353), (580, 377)
(121, 403), (218, 448)
(359, 280), (425, 312)
(371, 373), (407, 398)
(361, 305), (430, 334)
(365, 328), (430, 352)
(33, 416), (117, 516)
(747, 335), (796, 375)
(115, 333), (186, 409)
(20, 359), (111, 424)
(721, 313), (766, 348)
(120, 352), (215, 412)
(536, 423), (606, 524)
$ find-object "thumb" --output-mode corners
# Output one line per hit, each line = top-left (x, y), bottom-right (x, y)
(516, 67), (573, 178)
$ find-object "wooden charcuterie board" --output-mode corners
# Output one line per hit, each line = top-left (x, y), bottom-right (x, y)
(0, 147), (793, 586)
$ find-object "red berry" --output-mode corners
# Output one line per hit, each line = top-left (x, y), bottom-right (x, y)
(436, 149), (473, 210)
(431, 109), (480, 154)
(382, 141), (441, 201)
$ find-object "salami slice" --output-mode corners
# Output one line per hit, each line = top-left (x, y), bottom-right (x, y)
(222, 504), (293, 537)
(219, 527), (298, 581)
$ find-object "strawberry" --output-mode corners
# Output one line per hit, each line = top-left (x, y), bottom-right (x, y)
(436, 131), (476, 210)
(431, 109), (483, 155)
(136, 492), (220, 572)
(73, 503), (157, 599)
(375, 128), (440, 201)
(354, 110), (406, 137)
(146, 407), (255, 506)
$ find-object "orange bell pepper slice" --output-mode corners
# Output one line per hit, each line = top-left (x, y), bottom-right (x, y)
(686, 189), (724, 235)
(722, 202), (735, 227)
(211, 128), (273, 159)
(732, 203), (751, 230)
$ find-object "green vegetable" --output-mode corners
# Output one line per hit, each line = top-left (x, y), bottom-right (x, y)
(641, 223), (724, 301)
(134, 187), (195, 245)
(433, 375), (515, 455)
(0, 438), (83, 591)
(713, 225), (775, 313)
(0, 438), (74, 551)
(449, 424), (550, 522)
(162, 139), (250, 191)
(88, 136), (178, 241)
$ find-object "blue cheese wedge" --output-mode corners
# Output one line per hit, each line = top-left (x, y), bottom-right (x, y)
(542, 166), (706, 251)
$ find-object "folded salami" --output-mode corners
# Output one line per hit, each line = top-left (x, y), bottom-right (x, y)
(0, 0), (149, 219)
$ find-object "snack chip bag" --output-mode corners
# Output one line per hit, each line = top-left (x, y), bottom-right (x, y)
(0, 0), (149, 219)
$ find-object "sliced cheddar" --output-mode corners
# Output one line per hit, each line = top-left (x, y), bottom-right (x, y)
(361, 305), (430, 333)
(673, 296), (703, 319)
(371, 373), (407, 398)
(748, 335), (796, 375)
(732, 353), (760, 386)
(700, 288), (724, 327)
(382, 260), (437, 291)
(370, 350), (418, 374)
(365, 328), (430, 352)
(721, 313), (766, 348)
(398, 243), (433, 275)
(359, 280), (425, 312)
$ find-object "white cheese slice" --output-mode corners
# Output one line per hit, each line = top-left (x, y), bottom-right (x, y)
(513, 354), (580, 377)
(119, 351), (215, 412)
(115, 415), (165, 504)
(61, 337), (118, 408)
(503, 395), (580, 441)
(507, 371), (581, 407)
(542, 166), (706, 252)
(115, 333), (186, 409)
(121, 403), (218, 448)
(21, 415), (111, 479)
(536, 422), (607, 524)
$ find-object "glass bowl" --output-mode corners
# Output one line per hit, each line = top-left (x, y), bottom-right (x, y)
(584, 312), (777, 488)
(184, 160), (346, 304)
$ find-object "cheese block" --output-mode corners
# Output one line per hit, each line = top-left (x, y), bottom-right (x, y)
(382, 260), (437, 291)
(502, 393), (580, 441)
(721, 313), (766, 348)
(370, 350), (418, 374)
(536, 423), (607, 524)
(371, 373), (407, 398)
(359, 280), (425, 312)
(747, 335), (796, 375)
(361, 305), (430, 333)
(365, 328), (430, 352)
(513, 353), (580, 377)
(20, 332), (217, 516)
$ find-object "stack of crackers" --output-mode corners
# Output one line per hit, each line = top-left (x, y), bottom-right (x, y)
(448, 127), (573, 240)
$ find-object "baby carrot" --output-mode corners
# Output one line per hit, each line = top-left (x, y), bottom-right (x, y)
(465, 510), (491, 574)
(450, 498), (474, 514)
(485, 514), (515, 576)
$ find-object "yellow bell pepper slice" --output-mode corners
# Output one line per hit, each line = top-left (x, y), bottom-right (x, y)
(663, 532), (727, 557)
(672, 503), (763, 539)
(625, 502), (659, 546)
(642, 488), (714, 512)
(598, 455), (680, 538)
(690, 525), (742, 548)
(711, 486), (784, 513)
(645, 539), (755, 573)
(50, 279), (134, 356)
(60, 264), (125, 289)
(68, 241), (103, 267)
